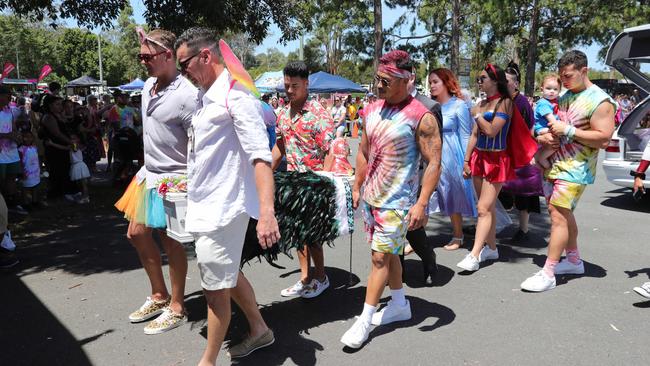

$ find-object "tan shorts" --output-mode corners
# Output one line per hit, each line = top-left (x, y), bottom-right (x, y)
(194, 213), (249, 291)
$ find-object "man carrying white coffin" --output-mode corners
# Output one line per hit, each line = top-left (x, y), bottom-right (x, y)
(175, 27), (280, 364)
(115, 29), (198, 335)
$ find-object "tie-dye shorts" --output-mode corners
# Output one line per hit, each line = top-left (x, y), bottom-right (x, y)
(543, 179), (586, 211)
(361, 201), (410, 255)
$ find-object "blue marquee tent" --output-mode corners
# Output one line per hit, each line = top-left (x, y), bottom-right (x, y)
(276, 71), (366, 93)
(119, 78), (145, 91)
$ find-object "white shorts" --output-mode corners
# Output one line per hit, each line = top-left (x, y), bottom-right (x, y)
(194, 213), (249, 291)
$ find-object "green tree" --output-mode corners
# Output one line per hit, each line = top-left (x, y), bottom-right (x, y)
(92, 5), (146, 86)
(249, 48), (288, 79)
(287, 38), (326, 73)
(0, 15), (58, 79)
(300, 0), (372, 75)
(487, 0), (650, 95)
(224, 33), (258, 69)
(142, 0), (312, 43)
(1, 0), (128, 28)
(52, 28), (101, 80)
(386, 0), (478, 75)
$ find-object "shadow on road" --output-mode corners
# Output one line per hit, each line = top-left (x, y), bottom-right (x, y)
(182, 266), (454, 366)
(342, 296), (455, 354)
(0, 273), (94, 366)
(10, 181), (144, 277)
(600, 187), (650, 213)
(403, 260), (454, 288)
(624, 268), (650, 280)
(632, 301), (650, 308)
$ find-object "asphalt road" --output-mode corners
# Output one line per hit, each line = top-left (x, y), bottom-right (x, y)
(3, 149), (650, 366)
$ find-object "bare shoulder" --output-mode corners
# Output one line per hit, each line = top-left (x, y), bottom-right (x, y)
(495, 98), (513, 114)
(417, 112), (440, 136)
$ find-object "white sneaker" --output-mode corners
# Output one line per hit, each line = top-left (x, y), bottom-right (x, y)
(457, 253), (480, 271)
(301, 276), (329, 299)
(280, 280), (308, 297)
(371, 300), (411, 325)
(554, 259), (584, 275)
(633, 282), (650, 299)
(520, 270), (556, 292)
(479, 246), (499, 262)
(340, 317), (371, 349)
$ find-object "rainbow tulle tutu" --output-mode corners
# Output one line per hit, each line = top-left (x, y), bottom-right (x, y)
(115, 177), (166, 229)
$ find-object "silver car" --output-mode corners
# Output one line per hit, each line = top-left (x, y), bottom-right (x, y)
(602, 24), (650, 189)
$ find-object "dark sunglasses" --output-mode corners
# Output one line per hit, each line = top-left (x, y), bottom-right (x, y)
(476, 75), (488, 84)
(178, 51), (202, 73)
(374, 75), (394, 87)
(137, 50), (167, 62)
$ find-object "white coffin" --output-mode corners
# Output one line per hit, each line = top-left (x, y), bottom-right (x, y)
(162, 192), (194, 243)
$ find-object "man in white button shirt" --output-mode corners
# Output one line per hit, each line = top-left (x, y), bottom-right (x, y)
(175, 28), (280, 364)
(115, 29), (198, 335)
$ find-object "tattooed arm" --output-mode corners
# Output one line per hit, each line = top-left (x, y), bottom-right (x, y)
(408, 112), (442, 230)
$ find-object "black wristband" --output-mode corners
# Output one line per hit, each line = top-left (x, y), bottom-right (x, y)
(630, 170), (646, 180)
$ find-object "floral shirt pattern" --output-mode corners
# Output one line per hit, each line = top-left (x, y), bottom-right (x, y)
(276, 100), (335, 172)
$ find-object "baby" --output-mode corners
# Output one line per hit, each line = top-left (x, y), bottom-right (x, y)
(533, 74), (563, 169)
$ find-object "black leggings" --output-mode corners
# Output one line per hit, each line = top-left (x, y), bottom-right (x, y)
(400, 227), (436, 269)
(45, 147), (76, 198)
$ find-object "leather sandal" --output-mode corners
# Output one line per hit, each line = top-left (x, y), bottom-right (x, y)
(443, 237), (464, 251)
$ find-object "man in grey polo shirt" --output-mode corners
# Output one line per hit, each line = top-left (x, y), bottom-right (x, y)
(115, 29), (198, 335)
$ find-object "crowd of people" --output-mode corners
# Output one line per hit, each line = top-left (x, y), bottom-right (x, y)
(0, 80), (150, 269)
(2, 23), (647, 365)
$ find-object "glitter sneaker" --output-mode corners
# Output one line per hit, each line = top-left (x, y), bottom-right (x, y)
(143, 307), (186, 335)
(128, 296), (170, 323)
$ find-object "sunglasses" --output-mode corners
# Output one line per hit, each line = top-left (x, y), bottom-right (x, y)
(137, 51), (167, 62)
(374, 75), (394, 87)
(476, 75), (488, 84)
(178, 50), (202, 73)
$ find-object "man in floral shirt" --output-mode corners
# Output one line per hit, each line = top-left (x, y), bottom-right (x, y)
(272, 61), (335, 298)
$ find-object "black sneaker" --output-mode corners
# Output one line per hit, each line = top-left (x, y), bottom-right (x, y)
(510, 229), (529, 243)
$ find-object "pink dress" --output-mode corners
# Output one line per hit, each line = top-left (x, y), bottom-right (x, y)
(329, 137), (353, 176)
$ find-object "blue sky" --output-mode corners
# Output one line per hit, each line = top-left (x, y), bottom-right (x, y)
(129, 0), (608, 70)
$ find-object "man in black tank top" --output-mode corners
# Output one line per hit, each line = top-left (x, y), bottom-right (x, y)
(401, 72), (443, 285)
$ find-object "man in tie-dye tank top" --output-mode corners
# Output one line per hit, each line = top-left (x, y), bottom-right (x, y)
(520, 50), (617, 293)
(341, 50), (442, 349)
